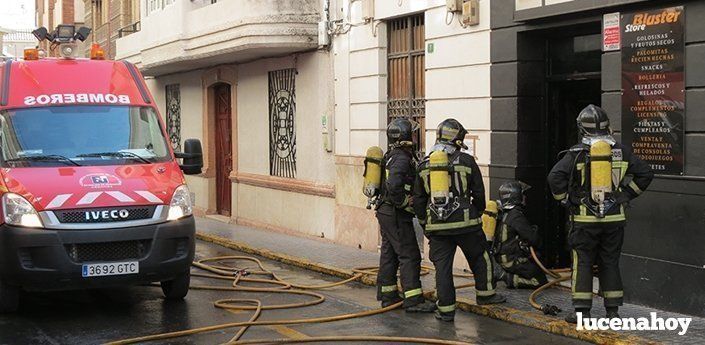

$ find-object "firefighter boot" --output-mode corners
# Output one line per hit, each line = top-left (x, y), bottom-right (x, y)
(435, 310), (455, 322)
(606, 307), (620, 319)
(405, 300), (438, 313)
(381, 294), (403, 308)
(565, 308), (591, 324)
(476, 293), (507, 305)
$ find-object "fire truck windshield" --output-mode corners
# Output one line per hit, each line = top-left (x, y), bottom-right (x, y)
(0, 106), (171, 167)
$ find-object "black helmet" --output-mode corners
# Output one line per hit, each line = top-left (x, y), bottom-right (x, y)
(577, 104), (611, 137)
(387, 118), (418, 148)
(499, 181), (531, 209)
(436, 118), (468, 149)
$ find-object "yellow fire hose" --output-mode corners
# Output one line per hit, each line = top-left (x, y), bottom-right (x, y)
(106, 246), (583, 344)
(106, 256), (475, 345)
(528, 247), (601, 315)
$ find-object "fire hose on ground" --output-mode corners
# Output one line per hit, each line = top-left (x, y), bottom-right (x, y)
(106, 248), (578, 344)
(106, 256), (475, 345)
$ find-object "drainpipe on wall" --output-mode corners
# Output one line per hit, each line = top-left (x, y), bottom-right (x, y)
(319, 0), (331, 47)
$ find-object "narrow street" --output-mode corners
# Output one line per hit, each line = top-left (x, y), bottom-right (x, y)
(0, 240), (586, 344)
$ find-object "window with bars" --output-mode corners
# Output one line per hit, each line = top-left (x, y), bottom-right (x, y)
(165, 84), (181, 151)
(387, 14), (426, 152)
(268, 69), (297, 179)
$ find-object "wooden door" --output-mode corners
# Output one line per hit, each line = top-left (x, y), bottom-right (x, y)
(388, 14), (425, 153)
(214, 84), (232, 216)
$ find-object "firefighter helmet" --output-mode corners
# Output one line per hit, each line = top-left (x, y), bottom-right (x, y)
(499, 181), (531, 209)
(577, 104), (611, 137)
(387, 118), (417, 148)
(436, 118), (468, 149)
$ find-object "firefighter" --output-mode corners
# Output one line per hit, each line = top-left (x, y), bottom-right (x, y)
(492, 181), (548, 289)
(414, 118), (506, 322)
(548, 105), (653, 323)
(375, 118), (437, 313)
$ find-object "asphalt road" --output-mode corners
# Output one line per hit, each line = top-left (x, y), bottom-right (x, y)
(0, 241), (588, 344)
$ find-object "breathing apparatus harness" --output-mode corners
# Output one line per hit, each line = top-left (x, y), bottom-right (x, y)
(558, 135), (619, 220)
(428, 144), (463, 221)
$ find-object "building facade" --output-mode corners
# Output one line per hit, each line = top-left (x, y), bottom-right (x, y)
(2, 30), (37, 58)
(82, 0), (140, 59)
(118, 0), (705, 317)
(35, 0), (86, 55)
(489, 0), (705, 317)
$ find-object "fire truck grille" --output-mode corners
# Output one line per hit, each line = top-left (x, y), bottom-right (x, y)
(65, 240), (151, 263)
(55, 206), (156, 224)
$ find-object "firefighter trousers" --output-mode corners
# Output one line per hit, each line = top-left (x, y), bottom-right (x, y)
(503, 260), (548, 289)
(376, 212), (424, 307)
(428, 230), (495, 314)
(569, 224), (625, 308)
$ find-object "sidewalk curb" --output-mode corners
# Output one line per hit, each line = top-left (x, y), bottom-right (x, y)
(197, 231), (659, 345)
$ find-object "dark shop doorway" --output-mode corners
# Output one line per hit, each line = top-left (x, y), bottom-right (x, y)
(541, 28), (602, 268)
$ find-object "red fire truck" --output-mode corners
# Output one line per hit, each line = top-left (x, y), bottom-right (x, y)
(0, 25), (203, 312)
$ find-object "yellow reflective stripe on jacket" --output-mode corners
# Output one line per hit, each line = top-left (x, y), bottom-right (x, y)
(514, 275), (540, 287)
(573, 206), (626, 223)
(458, 172), (468, 194)
(437, 303), (456, 313)
(404, 288), (423, 298)
(603, 290), (624, 298)
(425, 209), (482, 231)
(628, 180), (643, 195)
(399, 195), (410, 208)
(381, 285), (398, 293)
(553, 192), (567, 201)
(420, 171), (430, 194)
(452, 165), (472, 174)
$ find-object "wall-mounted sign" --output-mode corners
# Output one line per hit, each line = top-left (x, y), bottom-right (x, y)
(462, 134), (479, 160)
(621, 6), (685, 175)
(603, 12), (621, 51)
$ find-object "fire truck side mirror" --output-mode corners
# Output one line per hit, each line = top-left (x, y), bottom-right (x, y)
(175, 139), (203, 175)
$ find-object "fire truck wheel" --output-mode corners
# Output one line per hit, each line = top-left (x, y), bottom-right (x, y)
(160, 270), (190, 300)
(0, 279), (19, 313)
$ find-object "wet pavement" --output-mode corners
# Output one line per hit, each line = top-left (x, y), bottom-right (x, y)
(0, 240), (585, 345)
(197, 217), (705, 344)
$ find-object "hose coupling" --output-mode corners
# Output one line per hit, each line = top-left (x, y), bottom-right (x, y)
(541, 304), (561, 316)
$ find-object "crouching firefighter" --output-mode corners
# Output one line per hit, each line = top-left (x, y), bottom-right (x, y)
(548, 105), (653, 323)
(492, 181), (548, 289)
(414, 118), (506, 322)
(364, 118), (437, 313)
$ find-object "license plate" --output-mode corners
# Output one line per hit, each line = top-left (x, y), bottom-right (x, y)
(82, 261), (139, 278)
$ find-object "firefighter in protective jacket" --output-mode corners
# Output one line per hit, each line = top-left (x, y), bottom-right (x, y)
(492, 181), (548, 289)
(375, 118), (437, 313)
(414, 118), (506, 322)
(548, 105), (653, 323)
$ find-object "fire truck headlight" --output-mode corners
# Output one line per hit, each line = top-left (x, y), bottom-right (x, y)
(2, 193), (43, 228)
(167, 185), (193, 221)
(56, 25), (75, 41)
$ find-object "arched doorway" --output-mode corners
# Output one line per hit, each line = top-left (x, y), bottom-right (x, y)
(213, 83), (232, 216)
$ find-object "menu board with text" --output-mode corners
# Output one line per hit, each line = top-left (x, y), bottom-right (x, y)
(621, 6), (685, 175)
